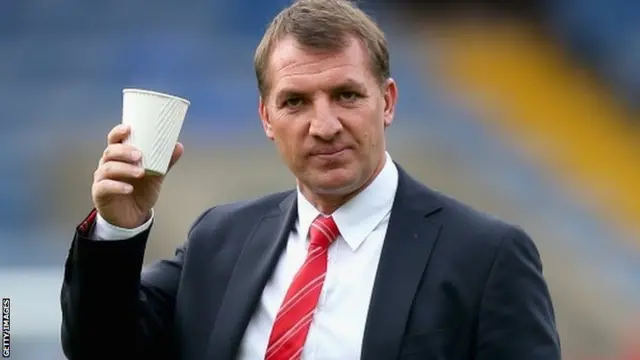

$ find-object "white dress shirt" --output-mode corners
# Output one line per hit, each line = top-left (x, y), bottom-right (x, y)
(93, 152), (399, 360)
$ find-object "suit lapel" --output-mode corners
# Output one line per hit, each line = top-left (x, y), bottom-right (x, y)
(205, 192), (297, 360)
(361, 167), (444, 360)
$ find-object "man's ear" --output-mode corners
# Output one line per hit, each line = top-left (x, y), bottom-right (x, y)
(382, 78), (398, 128)
(259, 96), (274, 140)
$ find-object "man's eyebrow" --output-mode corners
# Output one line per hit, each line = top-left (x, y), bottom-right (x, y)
(274, 89), (305, 103)
(332, 79), (367, 92)
(274, 79), (368, 101)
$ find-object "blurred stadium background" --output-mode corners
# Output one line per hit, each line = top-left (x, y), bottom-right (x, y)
(0, 0), (638, 359)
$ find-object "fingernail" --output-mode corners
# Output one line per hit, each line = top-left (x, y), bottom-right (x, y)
(132, 151), (141, 160)
(123, 184), (133, 193)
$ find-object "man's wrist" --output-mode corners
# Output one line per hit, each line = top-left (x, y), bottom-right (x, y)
(93, 210), (154, 240)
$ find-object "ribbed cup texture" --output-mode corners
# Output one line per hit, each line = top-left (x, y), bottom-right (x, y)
(121, 89), (190, 175)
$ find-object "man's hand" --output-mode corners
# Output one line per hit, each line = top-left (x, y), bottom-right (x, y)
(91, 124), (184, 229)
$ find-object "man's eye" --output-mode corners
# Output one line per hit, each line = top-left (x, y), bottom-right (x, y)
(284, 98), (304, 108)
(338, 91), (359, 102)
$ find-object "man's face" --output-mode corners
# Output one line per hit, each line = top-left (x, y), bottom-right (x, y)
(259, 35), (397, 197)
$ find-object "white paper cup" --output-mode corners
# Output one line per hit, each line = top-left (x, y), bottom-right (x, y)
(121, 89), (190, 176)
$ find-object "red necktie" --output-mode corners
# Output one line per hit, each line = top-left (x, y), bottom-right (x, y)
(264, 215), (339, 360)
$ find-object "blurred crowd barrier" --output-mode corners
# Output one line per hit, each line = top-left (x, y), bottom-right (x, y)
(0, 1), (638, 359)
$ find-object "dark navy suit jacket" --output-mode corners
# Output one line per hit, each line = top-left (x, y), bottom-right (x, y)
(60, 165), (561, 359)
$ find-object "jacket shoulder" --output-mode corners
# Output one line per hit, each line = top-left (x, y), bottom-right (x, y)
(426, 186), (531, 248)
(187, 190), (295, 238)
(398, 166), (524, 245)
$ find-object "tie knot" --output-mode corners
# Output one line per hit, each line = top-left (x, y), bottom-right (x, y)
(309, 215), (339, 248)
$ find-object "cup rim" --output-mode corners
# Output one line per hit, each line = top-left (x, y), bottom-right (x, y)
(123, 88), (190, 105)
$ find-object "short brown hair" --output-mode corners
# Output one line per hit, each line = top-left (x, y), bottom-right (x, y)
(253, 0), (390, 97)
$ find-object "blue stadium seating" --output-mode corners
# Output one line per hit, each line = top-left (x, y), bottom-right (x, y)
(546, 0), (640, 110)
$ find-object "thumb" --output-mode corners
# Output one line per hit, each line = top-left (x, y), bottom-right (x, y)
(167, 142), (184, 172)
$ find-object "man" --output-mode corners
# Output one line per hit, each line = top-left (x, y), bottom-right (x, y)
(60, 0), (561, 359)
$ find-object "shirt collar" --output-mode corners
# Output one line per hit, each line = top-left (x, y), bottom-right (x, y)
(297, 151), (399, 251)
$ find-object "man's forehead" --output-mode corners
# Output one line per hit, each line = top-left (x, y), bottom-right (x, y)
(267, 36), (371, 87)
(271, 36), (367, 68)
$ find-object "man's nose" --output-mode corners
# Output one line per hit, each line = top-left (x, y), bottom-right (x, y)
(309, 98), (343, 140)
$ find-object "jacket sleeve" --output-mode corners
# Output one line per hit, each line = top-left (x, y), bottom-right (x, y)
(475, 226), (562, 360)
(60, 208), (211, 359)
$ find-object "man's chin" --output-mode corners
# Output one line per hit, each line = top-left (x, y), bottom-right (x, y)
(307, 172), (362, 196)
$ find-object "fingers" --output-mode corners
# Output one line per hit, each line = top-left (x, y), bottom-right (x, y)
(94, 161), (145, 183)
(101, 125), (183, 176)
(107, 124), (131, 145)
(92, 179), (134, 197)
(101, 143), (142, 166)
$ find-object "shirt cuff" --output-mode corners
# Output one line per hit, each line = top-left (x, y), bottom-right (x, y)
(93, 209), (154, 240)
